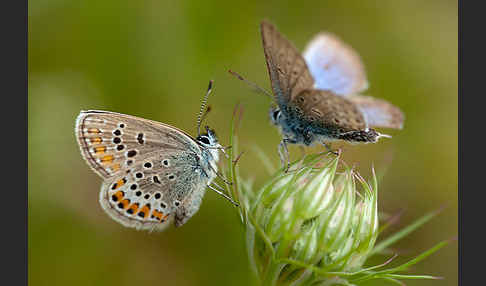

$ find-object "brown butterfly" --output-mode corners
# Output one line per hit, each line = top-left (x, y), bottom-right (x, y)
(259, 20), (404, 169)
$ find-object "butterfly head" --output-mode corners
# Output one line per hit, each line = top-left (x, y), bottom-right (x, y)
(196, 125), (220, 175)
(196, 125), (219, 147)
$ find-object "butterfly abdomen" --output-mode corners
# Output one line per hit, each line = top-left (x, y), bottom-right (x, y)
(337, 128), (381, 143)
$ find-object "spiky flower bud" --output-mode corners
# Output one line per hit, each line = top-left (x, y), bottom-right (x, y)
(241, 153), (378, 285)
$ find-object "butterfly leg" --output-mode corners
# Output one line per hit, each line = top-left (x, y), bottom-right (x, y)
(278, 138), (295, 173)
(216, 172), (233, 185)
(208, 184), (239, 206)
(219, 145), (232, 159)
(208, 164), (233, 185)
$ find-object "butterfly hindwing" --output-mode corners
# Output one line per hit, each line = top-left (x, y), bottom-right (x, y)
(99, 149), (208, 231)
(347, 95), (404, 129)
(294, 89), (367, 132)
(100, 171), (172, 231)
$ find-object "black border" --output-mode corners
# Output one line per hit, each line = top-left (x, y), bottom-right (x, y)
(459, 0), (483, 285)
(2, 0), (28, 284)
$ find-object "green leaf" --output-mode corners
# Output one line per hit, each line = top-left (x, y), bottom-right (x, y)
(370, 209), (441, 256)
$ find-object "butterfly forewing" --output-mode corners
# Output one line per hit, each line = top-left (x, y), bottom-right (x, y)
(261, 20), (314, 107)
(75, 110), (200, 178)
(303, 33), (368, 95)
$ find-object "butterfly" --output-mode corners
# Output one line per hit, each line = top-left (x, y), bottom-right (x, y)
(74, 81), (236, 231)
(260, 20), (404, 170)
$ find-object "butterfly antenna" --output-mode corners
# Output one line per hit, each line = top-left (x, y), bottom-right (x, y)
(228, 70), (273, 98)
(200, 105), (212, 127)
(197, 80), (213, 136)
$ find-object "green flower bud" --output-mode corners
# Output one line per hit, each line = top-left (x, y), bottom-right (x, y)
(244, 154), (380, 285)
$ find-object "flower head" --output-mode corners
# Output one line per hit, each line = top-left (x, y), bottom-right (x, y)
(241, 153), (378, 285)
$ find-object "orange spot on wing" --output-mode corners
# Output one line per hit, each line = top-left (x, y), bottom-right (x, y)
(127, 203), (139, 214)
(87, 128), (101, 134)
(120, 199), (130, 209)
(111, 164), (121, 172)
(116, 178), (126, 188)
(101, 155), (114, 164)
(162, 213), (170, 222)
(111, 178), (127, 190)
(138, 205), (150, 219)
(94, 146), (106, 154)
(151, 210), (163, 221)
(113, 191), (124, 201)
(90, 137), (103, 144)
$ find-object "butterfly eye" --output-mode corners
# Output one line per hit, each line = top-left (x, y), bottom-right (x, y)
(272, 109), (281, 121)
(199, 136), (210, 145)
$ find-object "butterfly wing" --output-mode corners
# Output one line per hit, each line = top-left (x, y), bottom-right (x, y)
(75, 110), (211, 230)
(75, 110), (199, 178)
(261, 20), (315, 108)
(295, 89), (367, 132)
(99, 171), (174, 231)
(302, 33), (368, 95)
(98, 149), (210, 231)
(301, 34), (403, 129)
(347, 95), (404, 129)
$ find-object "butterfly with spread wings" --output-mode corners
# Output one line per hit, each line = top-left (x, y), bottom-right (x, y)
(259, 20), (404, 170)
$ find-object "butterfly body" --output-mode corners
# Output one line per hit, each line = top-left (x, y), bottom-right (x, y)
(75, 110), (221, 231)
(270, 89), (384, 146)
(260, 20), (404, 166)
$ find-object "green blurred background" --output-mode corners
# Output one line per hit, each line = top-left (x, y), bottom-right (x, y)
(28, 0), (457, 285)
